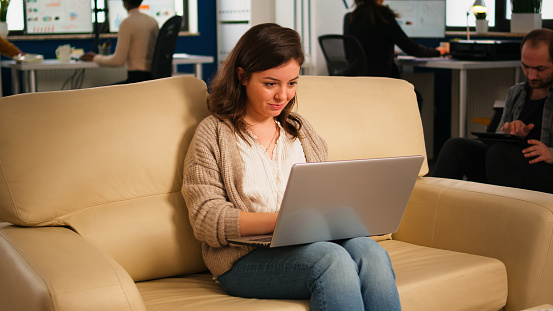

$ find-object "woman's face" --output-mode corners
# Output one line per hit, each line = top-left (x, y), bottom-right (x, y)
(239, 60), (301, 123)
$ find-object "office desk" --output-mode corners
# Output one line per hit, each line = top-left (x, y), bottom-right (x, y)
(398, 57), (521, 137)
(2, 54), (214, 94)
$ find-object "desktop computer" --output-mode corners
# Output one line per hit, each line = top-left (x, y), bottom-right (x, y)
(449, 40), (521, 61)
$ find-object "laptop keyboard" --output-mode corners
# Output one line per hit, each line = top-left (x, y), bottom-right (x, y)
(251, 236), (273, 242)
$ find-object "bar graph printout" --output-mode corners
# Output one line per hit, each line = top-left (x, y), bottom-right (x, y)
(25, 0), (93, 34)
(386, 0), (446, 38)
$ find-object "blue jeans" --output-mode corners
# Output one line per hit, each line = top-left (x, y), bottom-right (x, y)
(218, 237), (401, 311)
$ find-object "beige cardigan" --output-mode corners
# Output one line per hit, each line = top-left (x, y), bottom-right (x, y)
(182, 113), (328, 276)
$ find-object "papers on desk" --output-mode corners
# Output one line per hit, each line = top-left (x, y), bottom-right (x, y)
(396, 55), (447, 62)
(13, 54), (44, 63)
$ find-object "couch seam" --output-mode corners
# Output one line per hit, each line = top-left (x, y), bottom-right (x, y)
(58, 190), (181, 223)
(3, 160), (181, 226)
(430, 186), (448, 248)
(425, 179), (553, 214)
(529, 225), (553, 307)
(0, 157), (24, 221)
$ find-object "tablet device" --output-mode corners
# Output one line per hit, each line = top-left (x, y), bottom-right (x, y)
(471, 132), (527, 146)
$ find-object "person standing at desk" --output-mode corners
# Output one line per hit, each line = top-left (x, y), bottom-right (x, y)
(80, 0), (158, 84)
(343, 0), (447, 80)
(432, 28), (553, 194)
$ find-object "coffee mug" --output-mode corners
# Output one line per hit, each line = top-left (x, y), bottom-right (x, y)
(56, 45), (72, 62)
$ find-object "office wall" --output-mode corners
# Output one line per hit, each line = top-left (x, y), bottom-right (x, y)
(310, 0), (349, 76)
(1, 0), (218, 96)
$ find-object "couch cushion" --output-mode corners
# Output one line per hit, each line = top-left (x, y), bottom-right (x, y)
(384, 240), (507, 311)
(135, 240), (507, 311)
(295, 75), (428, 176)
(0, 76), (210, 281)
(136, 274), (309, 311)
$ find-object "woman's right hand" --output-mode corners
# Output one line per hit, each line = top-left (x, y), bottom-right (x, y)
(239, 211), (278, 236)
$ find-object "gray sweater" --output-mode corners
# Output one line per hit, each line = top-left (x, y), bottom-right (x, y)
(181, 113), (328, 276)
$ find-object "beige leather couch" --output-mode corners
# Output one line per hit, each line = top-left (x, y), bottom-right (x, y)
(0, 76), (552, 311)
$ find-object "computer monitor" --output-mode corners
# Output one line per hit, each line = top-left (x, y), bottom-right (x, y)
(505, 0), (552, 20)
(107, 0), (177, 32)
(7, 0), (24, 32)
(386, 0), (446, 38)
(24, 0), (93, 34)
(446, 0), (496, 27)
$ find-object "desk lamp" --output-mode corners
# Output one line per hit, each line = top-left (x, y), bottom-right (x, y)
(466, 0), (487, 40)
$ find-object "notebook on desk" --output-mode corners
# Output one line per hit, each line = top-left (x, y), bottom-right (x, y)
(228, 155), (424, 248)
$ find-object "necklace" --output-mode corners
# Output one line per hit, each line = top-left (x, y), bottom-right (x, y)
(262, 123), (279, 151)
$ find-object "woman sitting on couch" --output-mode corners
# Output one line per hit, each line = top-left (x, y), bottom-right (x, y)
(181, 23), (401, 311)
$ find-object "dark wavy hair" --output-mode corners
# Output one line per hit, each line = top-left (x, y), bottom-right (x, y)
(350, 0), (398, 25)
(521, 28), (553, 62)
(207, 23), (305, 139)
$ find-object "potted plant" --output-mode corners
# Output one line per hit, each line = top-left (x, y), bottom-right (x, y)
(511, 0), (542, 33)
(0, 0), (9, 38)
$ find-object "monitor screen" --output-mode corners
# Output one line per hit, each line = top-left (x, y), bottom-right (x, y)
(386, 0), (446, 38)
(25, 0), (93, 34)
(107, 0), (177, 32)
(7, 0), (24, 31)
(505, 0), (552, 19)
(446, 0), (496, 27)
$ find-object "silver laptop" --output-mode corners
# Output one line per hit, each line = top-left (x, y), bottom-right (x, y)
(228, 155), (424, 248)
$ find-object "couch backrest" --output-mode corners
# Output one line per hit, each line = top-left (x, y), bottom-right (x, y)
(296, 76), (428, 176)
(0, 75), (427, 283)
(0, 77), (210, 281)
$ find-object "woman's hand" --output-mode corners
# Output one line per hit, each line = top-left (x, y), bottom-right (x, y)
(523, 140), (553, 164)
(239, 211), (278, 236)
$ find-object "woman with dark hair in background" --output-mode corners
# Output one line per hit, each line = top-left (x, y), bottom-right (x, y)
(182, 23), (401, 311)
(344, 0), (447, 79)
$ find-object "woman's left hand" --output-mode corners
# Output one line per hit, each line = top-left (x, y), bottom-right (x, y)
(523, 140), (553, 164)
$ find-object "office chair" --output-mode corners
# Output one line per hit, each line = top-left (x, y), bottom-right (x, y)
(318, 34), (368, 76)
(473, 100), (505, 133)
(150, 15), (183, 79)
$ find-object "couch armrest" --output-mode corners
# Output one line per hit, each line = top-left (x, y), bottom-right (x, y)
(0, 223), (146, 311)
(394, 177), (553, 311)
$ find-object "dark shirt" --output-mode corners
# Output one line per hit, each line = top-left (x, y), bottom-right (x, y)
(343, 5), (440, 79)
(518, 97), (546, 141)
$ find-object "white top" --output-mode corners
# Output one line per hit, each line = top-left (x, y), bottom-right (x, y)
(236, 122), (307, 213)
(93, 8), (159, 71)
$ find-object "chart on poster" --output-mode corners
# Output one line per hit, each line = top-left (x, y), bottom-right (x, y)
(25, 0), (93, 34)
(386, 0), (446, 38)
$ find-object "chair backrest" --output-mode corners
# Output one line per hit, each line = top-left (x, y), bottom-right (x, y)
(150, 15), (183, 79)
(487, 100), (506, 133)
(318, 34), (368, 76)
